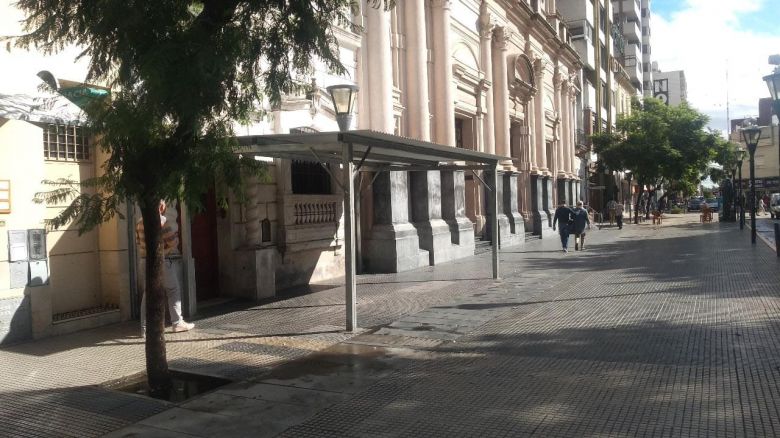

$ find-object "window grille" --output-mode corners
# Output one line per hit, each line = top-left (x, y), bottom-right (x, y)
(43, 124), (90, 161)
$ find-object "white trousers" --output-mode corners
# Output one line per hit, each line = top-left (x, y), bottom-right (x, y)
(139, 258), (183, 327)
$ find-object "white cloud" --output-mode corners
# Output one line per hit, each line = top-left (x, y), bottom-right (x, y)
(651, 0), (780, 133)
(0, 0), (90, 95)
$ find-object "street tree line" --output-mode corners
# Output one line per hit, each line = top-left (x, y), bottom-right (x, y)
(591, 97), (737, 223)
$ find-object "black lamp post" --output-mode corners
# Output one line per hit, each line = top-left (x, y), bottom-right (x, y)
(742, 127), (762, 244)
(326, 84), (359, 132)
(736, 148), (746, 230)
(763, 69), (780, 120)
(763, 68), (780, 196)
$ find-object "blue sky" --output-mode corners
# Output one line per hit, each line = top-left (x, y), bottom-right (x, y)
(649, 0), (780, 134)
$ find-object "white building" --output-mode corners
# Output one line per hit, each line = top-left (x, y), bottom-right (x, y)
(651, 65), (687, 106)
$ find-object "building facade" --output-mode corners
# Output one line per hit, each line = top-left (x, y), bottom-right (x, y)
(558, 0), (641, 209)
(1, 0), (586, 343)
(651, 65), (687, 106)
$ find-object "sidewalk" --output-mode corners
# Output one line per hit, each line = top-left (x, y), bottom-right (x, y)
(5, 214), (780, 437)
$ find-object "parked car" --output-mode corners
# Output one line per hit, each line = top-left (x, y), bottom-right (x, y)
(688, 198), (703, 211)
(705, 198), (720, 212)
(770, 193), (780, 219)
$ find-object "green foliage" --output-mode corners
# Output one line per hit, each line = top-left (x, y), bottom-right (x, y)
(592, 97), (722, 195)
(708, 137), (740, 185)
(10, 0), (375, 231)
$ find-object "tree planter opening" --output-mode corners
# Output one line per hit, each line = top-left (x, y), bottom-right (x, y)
(104, 370), (231, 402)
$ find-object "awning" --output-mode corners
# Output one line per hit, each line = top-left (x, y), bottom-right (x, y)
(236, 130), (507, 331)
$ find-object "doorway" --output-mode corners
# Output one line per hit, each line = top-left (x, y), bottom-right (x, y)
(191, 189), (219, 301)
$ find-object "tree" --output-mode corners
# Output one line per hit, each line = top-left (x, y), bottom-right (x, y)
(11, 0), (390, 397)
(592, 98), (721, 223)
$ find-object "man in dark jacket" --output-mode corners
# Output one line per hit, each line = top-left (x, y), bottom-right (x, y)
(572, 200), (591, 250)
(552, 202), (574, 253)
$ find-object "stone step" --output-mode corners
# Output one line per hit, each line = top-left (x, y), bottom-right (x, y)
(525, 232), (541, 241)
(474, 239), (492, 255)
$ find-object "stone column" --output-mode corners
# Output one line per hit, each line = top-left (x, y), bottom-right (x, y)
(503, 172), (524, 246)
(554, 69), (564, 177)
(364, 4), (423, 273)
(478, 1), (495, 154)
(561, 80), (571, 180)
(492, 26), (511, 163)
(365, 171), (424, 272)
(404, 0), (430, 141)
(366, 3), (394, 133)
(428, 0), (473, 262)
(530, 174), (553, 237)
(244, 175), (262, 247)
(533, 59), (547, 171)
(569, 89), (578, 177)
(432, 0), (455, 146)
(441, 171), (475, 259)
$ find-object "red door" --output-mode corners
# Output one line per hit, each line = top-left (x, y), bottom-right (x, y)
(191, 190), (219, 301)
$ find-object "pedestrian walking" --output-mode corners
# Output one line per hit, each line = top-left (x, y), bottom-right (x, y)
(607, 199), (617, 226)
(615, 202), (624, 230)
(572, 201), (592, 251)
(759, 198), (766, 215)
(136, 200), (195, 338)
(552, 202), (574, 253)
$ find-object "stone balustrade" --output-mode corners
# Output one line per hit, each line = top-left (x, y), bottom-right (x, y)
(283, 195), (341, 227)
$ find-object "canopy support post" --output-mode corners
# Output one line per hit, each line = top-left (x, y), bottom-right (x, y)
(343, 142), (357, 331)
(490, 164), (500, 279)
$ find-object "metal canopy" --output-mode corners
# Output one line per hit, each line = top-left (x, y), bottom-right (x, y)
(236, 130), (505, 331)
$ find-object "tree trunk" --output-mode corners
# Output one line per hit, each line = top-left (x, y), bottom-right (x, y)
(634, 181), (644, 224)
(140, 199), (171, 398)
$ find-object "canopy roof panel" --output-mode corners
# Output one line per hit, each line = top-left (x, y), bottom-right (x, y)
(236, 130), (508, 170)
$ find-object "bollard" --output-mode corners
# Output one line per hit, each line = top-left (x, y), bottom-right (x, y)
(775, 223), (780, 258)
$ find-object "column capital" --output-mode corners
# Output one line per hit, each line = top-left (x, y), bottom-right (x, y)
(492, 26), (512, 50)
(431, 0), (452, 10)
(532, 56), (547, 78)
(478, 0), (493, 38)
(553, 71), (564, 90)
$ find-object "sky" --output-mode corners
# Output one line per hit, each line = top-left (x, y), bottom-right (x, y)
(0, 0), (90, 95)
(650, 0), (780, 134)
(2, 0), (780, 136)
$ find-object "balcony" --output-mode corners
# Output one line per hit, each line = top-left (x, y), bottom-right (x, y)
(615, 0), (640, 21)
(623, 19), (641, 44)
(568, 19), (596, 70)
(623, 55), (642, 85)
(576, 129), (591, 158)
(625, 42), (641, 59)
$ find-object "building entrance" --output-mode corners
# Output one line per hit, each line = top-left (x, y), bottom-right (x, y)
(191, 189), (219, 301)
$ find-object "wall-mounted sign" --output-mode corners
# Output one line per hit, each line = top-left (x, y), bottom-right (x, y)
(0, 180), (9, 213)
(653, 79), (669, 105)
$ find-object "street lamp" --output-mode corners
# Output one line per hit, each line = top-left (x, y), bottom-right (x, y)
(763, 66), (780, 200)
(736, 148), (746, 230)
(327, 84), (359, 132)
(764, 68), (780, 118)
(742, 126), (762, 244)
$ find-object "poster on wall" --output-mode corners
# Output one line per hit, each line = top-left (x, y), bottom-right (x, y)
(0, 180), (9, 213)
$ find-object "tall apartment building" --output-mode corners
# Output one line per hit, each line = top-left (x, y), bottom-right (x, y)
(559, 0), (640, 207)
(651, 64), (687, 106)
(611, 0), (643, 93)
(641, 0), (653, 97)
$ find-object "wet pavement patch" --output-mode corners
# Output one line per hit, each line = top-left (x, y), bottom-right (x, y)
(103, 370), (231, 403)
